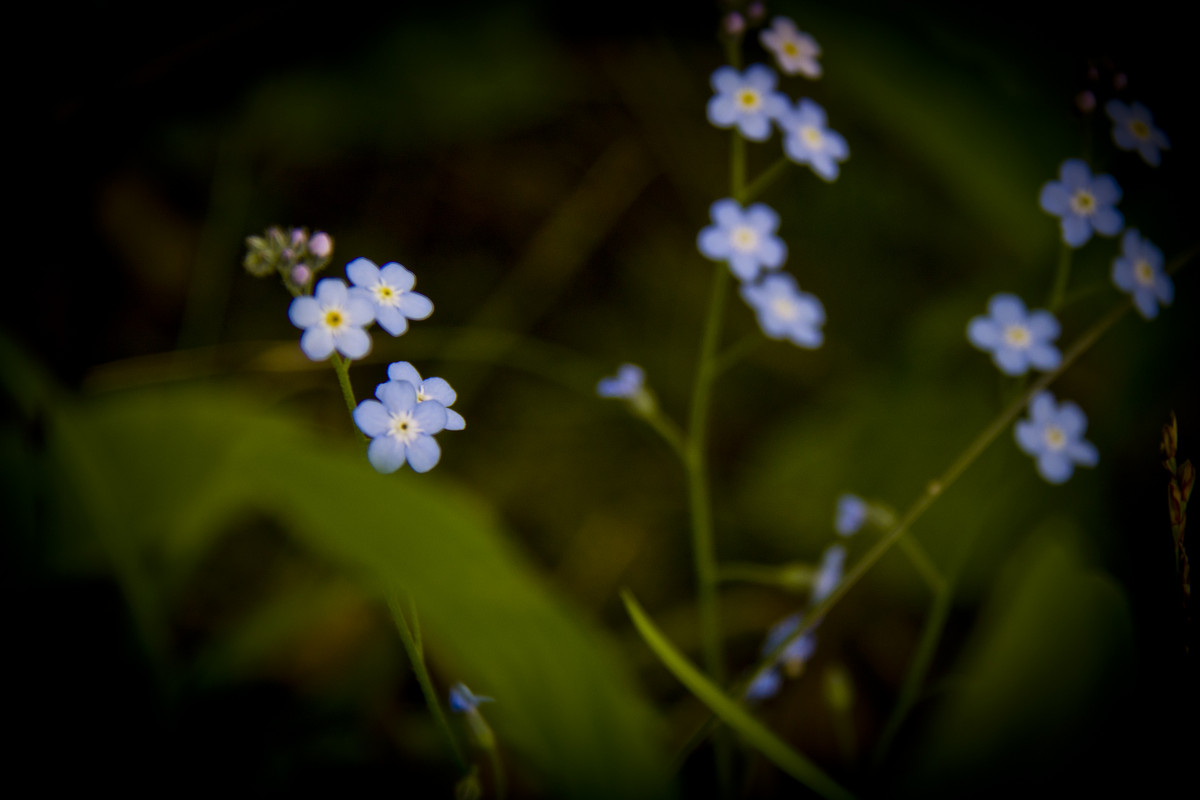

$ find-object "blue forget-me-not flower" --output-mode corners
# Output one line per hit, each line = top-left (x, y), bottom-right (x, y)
(776, 99), (848, 182)
(387, 361), (465, 430)
(597, 363), (644, 399)
(1112, 229), (1174, 319)
(1038, 159), (1123, 248)
(449, 682), (494, 713)
(346, 257), (433, 337)
(812, 544), (845, 604)
(835, 494), (868, 536)
(760, 17), (821, 78)
(288, 277), (375, 361)
(740, 273), (825, 348)
(353, 380), (448, 473)
(698, 198), (788, 281)
(706, 64), (789, 141)
(967, 293), (1062, 376)
(745, 612), (818, 701)
(1014, 391), (1099, 484)
(1105, 100), (1170, 167)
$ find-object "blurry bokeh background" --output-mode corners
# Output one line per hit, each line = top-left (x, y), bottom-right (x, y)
(8, 0), (1197, 796)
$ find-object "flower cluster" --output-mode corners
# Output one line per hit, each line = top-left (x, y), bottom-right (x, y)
(288, 257), (433, 362)
(244, 225), (334, 290)
(353, 362), (464, 474)
(705, 17), (848, 183)
(1014, 93), (1175, 483)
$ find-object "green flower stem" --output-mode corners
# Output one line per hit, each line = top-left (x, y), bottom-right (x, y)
(713, 333), (763, 377)
(386, 593), (469, 774)
(330, 353), (358, 417)
(740, 157), (791, 205)
(672, 241), (1197, 765)
(640, 407), (689, 462)
(895, 533), (945, 593)
(486, 742), (508, 800)
(718, 561), (812, 590)
(1047, 242), (1073, 313)
(686, 261), (732, 688)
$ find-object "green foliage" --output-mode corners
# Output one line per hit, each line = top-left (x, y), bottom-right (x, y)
(43, 384), (672, 799)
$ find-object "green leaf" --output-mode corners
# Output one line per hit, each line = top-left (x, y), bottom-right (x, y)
(900, 524), (1135, 793)
(621, 590), (855, 800)
(55, 385), (674, 800)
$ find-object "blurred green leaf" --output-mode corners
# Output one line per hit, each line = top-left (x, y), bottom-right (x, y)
(622, 591), (854, 800)
(900, 523), (1135, 793)
(53, 385), (673, 799)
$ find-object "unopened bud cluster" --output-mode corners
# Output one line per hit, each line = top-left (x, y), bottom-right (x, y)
(244, 226), (335, 293)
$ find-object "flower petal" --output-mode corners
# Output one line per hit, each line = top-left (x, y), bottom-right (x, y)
(387, 361), (423, 385)
(346, 257), (380, 287)
(353, 399), (391, 437)
(367, 436), (407, 473)
(406, 435), (442, 473)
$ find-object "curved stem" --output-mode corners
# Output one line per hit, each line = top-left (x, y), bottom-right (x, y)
(386, 593), (469, 774)
(1047, 243), (1073, 313)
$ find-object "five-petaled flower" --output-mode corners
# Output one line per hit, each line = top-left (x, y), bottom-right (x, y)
(698, 198), (788, 281)
(288, 278), (375, 361)
(1014, 391), (1099, 484)
(740, 272), (825, 348)
(388, 361), (465, 430)
(966, 293), (1062, 376)
(1038, 159), (1123, 248)
(745, 612), (818, 701)
(346, 257), (433, 337)
(706, 64), (789, 141)
(835, 494), (867, 536)
(1112, 229), (1174, 319)
(776, 99), (848, 181)
(760, 17), (822, 78)
(353, 380), (448, 473)
(1105, 100), (1170, 167)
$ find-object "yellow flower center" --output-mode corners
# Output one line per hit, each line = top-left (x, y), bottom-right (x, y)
(1130, 120), (1151, 140)
(801, 125), (823, 148)
(1043, 425), (1067, 451)
(323, 310), (344, 329)
(374, 284), (400, 306)
(1069, 190), (1096, 216)
(737, 89), (762, 111)
(1134, 259), (1155, 286)
(731, 226), (758, 251)
(783, 42), (798, 56)
(1003, 324), (1031, 348)
(770, 296), (799, 320)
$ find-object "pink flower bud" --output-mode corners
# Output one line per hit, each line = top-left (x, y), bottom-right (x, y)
(309, 231), (333, 258)
(291, 264), (312, 286)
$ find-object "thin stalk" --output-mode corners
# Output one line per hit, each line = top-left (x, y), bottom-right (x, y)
(895, 534), (945, 593)
(740, 157), (791, 204)
(1047, 243), (1073, 313)
(386, 594), (469, 774)
(330, 352), (358, 417)
(687, 261), (732, 687)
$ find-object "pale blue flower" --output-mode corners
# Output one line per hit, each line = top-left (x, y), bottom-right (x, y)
(813, 545), (845, 604)
(353, 380), (447, 473)
(740, 273), (825, 348)
(698, 198), (787, 281)
(706, 64), (789, 141)
(760, 17), (821, 78)
(745, 612), (818, 701)
(387, 361), (465, 430)
(966, 293), (1062, 376)
(1038, 159), (1123, 247)
(1105, 100), (1170, 167)
(288, 278), (375, 361)
(346, 257), (433, 337)
(835, 494), (867, 536)
(776, 99), (848, 181)
(449, 682), (494, 713)
(1112, 229), (1173, 319)
(1014, 391), (1099, 484)
(597, 363), (645, 399)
